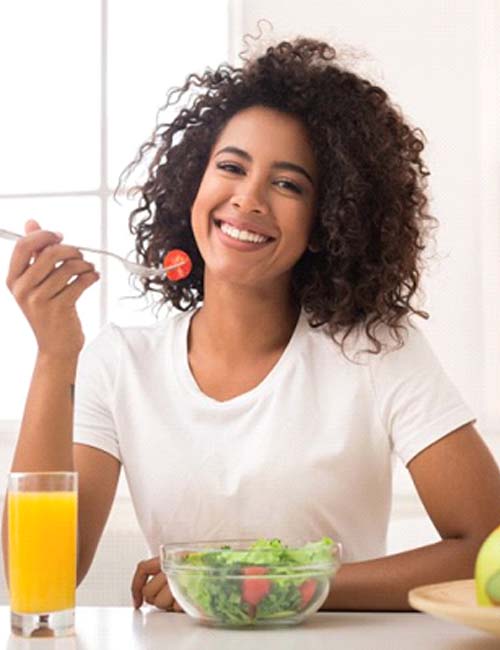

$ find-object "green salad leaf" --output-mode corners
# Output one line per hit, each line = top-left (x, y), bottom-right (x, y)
(174, 537), (335, 625)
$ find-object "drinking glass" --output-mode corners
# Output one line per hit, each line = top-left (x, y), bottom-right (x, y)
(8, 472), (78, 637)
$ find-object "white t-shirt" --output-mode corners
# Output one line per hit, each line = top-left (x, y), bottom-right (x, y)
(73, 309), (475, 563)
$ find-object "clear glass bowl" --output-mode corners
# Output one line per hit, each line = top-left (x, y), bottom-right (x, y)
(160, 538), (342, 627)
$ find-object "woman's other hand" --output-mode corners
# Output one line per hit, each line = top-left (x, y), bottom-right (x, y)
(131, 556), (184, 612)
(5, 219), (99, 359)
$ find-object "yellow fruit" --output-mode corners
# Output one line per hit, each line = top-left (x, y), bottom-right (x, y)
(475, 525), (500, 606)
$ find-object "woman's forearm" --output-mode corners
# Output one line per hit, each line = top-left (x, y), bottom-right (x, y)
(322, 536), (480, 611)
(10, 352), (77, 471)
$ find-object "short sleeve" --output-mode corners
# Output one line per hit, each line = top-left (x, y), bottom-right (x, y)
(369, 325), (476, 466)
(73, 323), (122, 462)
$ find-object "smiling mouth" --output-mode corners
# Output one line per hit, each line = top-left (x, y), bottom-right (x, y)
(213, 218), (275, 245)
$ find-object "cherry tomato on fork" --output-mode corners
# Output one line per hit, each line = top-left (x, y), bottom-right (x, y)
(163, 249), (192, 281)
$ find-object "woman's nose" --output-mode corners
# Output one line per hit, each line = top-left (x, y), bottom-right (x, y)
(230, 183), (268, 214)
(231, 195), (265, 214)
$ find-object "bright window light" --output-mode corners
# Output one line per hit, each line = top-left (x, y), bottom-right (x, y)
(0, 0), (229, 422)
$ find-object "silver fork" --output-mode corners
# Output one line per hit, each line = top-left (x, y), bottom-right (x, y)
(0, 228), (183, 280)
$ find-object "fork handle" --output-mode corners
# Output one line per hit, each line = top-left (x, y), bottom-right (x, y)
(0, 230), (122, 262)
(0, 228), (23, 241)
(0, 229), (181, 274)
(76, 245), (124, 262)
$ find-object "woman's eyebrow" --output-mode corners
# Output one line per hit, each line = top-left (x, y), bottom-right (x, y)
(215, 146), (315, 186)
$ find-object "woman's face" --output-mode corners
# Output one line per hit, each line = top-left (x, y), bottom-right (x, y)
(191, 105), (318, 291)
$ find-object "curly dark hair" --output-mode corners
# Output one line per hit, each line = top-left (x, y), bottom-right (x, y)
(119, 37), (437, 355)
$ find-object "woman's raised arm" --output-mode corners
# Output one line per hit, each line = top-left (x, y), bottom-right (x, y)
(0, 219), (115, 585)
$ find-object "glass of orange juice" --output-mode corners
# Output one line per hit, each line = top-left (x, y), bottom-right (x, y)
(8, 471), (77, 637)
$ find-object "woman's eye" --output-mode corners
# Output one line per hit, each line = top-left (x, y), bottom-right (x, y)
(275, 179), (303, 195)
(215, 162), (303, 195)
(216, 162), (244, 175)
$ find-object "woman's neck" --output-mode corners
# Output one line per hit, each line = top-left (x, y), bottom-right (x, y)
(188, 277), (300, 364)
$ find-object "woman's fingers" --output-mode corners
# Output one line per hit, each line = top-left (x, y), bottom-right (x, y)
(27, 257), (95, 301)
(142, 572), (169, 606)
(24, 218), (43, 235)
(6, 229), (63, 288)
(152, 583), (184, 612)
(131, 556), (183, 612)
(143, 574), (183, 612)
(13, 256), (80, 300)
(131, 557), (161, 608)
(52, 266), (100, 305)
(9, 252), (98, 313)
(5, 221), (98, 358)
(23, 220), (46, 263)
(14, 244), (85, 292)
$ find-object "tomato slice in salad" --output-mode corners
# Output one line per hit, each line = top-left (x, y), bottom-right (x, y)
(299, 578), (317, 607)
(241, 566), (271, 606)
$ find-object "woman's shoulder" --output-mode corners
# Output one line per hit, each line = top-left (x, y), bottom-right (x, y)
(84, 308), (190, 355)
(303, 312), (432, 366)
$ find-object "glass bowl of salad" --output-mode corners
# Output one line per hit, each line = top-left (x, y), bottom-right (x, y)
(160, 537), (341, 627)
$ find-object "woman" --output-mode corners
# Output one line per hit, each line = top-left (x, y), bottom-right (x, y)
(3, 38), (500, 612)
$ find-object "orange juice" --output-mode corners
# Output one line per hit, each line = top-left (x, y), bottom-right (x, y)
(8, 490), (77, 613)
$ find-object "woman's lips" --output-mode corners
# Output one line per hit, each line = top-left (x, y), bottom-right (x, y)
(212, 217), (275, 252)
(213, 216), (276, 240)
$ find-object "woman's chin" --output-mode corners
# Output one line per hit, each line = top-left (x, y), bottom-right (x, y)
(207, 265), (256, 285)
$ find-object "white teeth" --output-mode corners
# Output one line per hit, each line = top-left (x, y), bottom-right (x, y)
(219, 221), (268, 244)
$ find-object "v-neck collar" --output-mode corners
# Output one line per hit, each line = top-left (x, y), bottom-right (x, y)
(172, 308), (308, 408)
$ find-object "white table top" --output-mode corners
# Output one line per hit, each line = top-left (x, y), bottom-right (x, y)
(0, 606), (498, 650)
